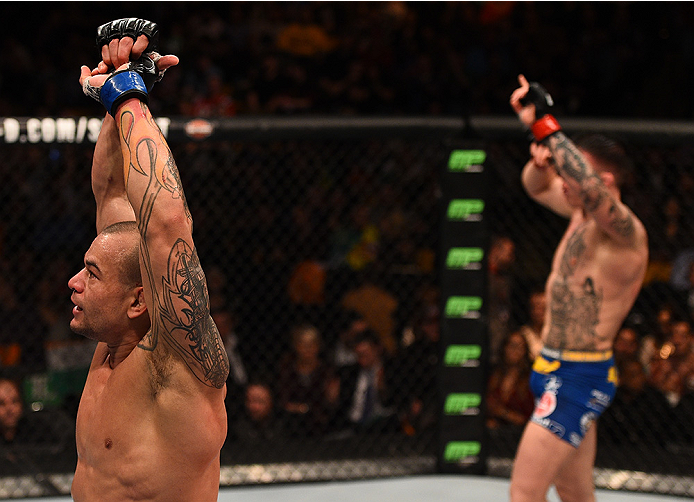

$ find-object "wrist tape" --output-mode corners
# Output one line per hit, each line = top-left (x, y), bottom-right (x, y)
(100, 71), (149, 116)
(531, 114), (561, 142)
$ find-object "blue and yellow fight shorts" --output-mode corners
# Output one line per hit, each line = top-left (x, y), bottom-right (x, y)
(530, 347), (618, 448)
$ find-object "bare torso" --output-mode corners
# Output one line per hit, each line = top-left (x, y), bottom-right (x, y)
(543, 212), (648, 352)
(72, 343), (227, 502)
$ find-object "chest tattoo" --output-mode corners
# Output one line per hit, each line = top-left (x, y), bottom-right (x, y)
(547, 226), (603, 350)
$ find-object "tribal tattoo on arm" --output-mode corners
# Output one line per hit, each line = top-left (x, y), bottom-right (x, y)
(546, 132), (635, 240)
(118, 102), (229, 389)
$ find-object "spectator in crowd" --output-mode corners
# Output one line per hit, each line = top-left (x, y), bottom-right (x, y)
(329, 203), (380, 272)
(640, 302), (676, 374)
(599, 358), (674, 449)
(332, 310), (369, 369)
(649, 316), (694, 406)
(613, 325), (642, 369)
(485, 331), (535, 431)
(517, 287), (546, 361)
(336, 330), (397, 433)
(487, 235), (516, 365)
(277, 324), (339, 435)
(0, 378), (24, 445)
(0, 377), (71, 448)
(396, 304), (440, 437)
(231, 382), (285, 445)
(341, 267), (399, 355)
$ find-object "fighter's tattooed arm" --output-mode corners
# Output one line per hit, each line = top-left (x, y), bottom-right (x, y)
(546, 132), (636, 243)
(116, 100), (229, 389)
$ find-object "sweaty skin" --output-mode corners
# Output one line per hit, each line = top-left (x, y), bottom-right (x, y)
(70, 92), (228, 500)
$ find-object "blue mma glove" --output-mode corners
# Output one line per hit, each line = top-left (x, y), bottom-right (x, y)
(83, 66), (148, 116)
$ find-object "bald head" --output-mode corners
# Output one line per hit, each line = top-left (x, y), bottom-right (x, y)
(100, 221), (142, 288)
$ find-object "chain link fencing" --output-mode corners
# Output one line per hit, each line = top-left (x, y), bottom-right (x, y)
(0, 116), (693, 497)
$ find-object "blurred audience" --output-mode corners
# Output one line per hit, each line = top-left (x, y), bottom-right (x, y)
(648, 316), (694, 406)
(231, 382), (285, 445)
(517, 287), (546, 361)
(341, 269), (399, 356)
(331, 310), (369, 369)
(6, 3), (694, 119)
(640, 302), (676, 375)
(613, 325), (642, 369)
(485, 331), (534, 430)
(600, 358), (674, 448)
(277, 324), (339, 436)
(396, 303), (440, 437)
(336, 330), (397, 432)
(0, 377), (71, 449)
(487, 235), (516, 365)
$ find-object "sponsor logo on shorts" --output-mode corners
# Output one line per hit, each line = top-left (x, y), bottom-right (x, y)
(587, 390), (611, 412)
(544, 375), (562, 394)
(533, 391), (557, 419)
(569, 433), (582, 447)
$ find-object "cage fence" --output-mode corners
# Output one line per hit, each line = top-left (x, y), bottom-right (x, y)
(0, 116), (692, 497)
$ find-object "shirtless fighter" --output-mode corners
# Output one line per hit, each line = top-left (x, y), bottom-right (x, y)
(69, 19), (229, 501)
(508, 75), (648, 501)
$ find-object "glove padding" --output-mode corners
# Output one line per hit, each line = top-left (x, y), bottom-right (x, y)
(97, 18), (159, 53)
(520, 82), (554, 119)
(96, 19), (168, 89)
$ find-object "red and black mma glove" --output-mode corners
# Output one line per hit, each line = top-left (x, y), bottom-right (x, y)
(520, 82), (561, 143)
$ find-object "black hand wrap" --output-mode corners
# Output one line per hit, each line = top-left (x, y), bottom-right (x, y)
(520, 81), (560, 142)
(97, 18), (159, 54)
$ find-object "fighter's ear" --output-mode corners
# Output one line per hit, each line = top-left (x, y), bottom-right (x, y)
(127, 286), (148, 319)
(599, 171), (616, 190)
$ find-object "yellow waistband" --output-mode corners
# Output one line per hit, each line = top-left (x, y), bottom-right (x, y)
(540, 348), (613, 362)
